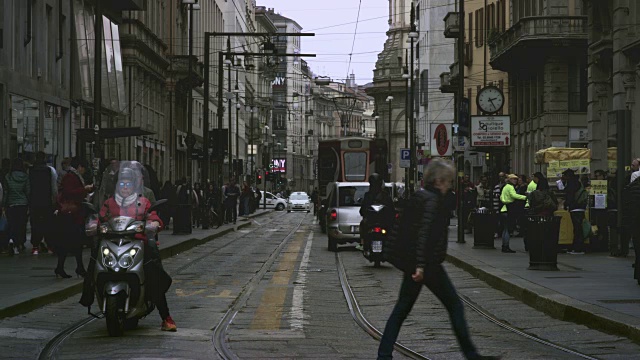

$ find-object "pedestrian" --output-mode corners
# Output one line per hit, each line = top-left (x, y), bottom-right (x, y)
(499, 174), (526, 253)
(158, 180), (175, 230)
(55, 157), (92, 278)
(475, 176), (490, 209)
(528, 172), (557, 217)
(4, 158), (30, 255)
(29, 151), (58, 255)
(622, 170), (640, 284)
(607, 172), (624, 256)
(192, 182), (202, 228)
(224, 178), (240, 224)
(492, 172), (506, 238)
(255, 186), (262, 211)
(56, 157), (71, 190)
(562, 169), (588, 254)
(240, 181), (251, 216)
(311, 187), (319, 215)
(513, 175), (529, 236)
(378, 159), (499, 360)
(630, 158), (640, 184)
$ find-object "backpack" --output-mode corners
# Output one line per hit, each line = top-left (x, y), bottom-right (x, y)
(383, 196), (420, 273)
(575, 185), (588, 208)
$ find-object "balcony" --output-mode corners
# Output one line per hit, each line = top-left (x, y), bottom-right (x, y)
(489, 16), (587, 71)
(443, 12), (459, 39)
(168, 55), (204, 93)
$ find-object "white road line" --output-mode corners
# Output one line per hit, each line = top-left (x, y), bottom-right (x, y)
(290, 231), (313, 331)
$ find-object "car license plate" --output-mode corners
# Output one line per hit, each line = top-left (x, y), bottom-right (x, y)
(372, 241), (383, 252)
(351, 225), (359, 233)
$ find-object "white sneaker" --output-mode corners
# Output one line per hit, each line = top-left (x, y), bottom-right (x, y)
(568, 250), (584, 255)
(12, 246), (19, 255)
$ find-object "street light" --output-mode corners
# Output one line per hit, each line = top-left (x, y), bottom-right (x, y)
(386, 95), (393, 168)
(407, 3), (418, 194)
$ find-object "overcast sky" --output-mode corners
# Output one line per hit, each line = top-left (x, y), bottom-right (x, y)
(257, 1), (389, 85)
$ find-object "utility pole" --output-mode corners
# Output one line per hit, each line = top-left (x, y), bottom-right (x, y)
(457, 0), (466, 243)
(408, 4), (418, 195)
(227, 37), (233, 177)
(93, 0), (103, 161)
(186, 2), (194, 182)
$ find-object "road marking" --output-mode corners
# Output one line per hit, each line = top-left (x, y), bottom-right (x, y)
(175, 288), (206, 297)
(250, 231), (304, 330)
(290, 231), (313, 331)
(207, 289), (234, 298)
(0, 327), (57, 340)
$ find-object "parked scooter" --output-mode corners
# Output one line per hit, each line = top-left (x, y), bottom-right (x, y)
(361, 203), (394, 267)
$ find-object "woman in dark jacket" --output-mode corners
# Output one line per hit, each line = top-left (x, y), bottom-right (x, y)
(4, 158), (30, 255)
(158, 181), (174, 229)
(55, 158), (93, 278)
(378, 159), (497, 360)
(528, 173), (557, 216)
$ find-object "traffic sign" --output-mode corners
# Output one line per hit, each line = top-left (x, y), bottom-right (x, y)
(400, 148), (410, 168)
(430, 123), (453, 156)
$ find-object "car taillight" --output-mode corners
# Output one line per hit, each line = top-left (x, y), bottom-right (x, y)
(330, 210), (337, 221)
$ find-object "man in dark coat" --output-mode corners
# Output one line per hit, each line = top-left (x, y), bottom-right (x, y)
(377, 159), (498, 360)
(29, 151), (58, 254)
(622, 174), (640, 284)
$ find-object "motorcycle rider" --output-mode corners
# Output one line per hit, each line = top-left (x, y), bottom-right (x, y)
(359, 173), (395, 250)
(81, 162), (177, 332)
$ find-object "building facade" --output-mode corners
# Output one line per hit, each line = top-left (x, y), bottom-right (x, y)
(490, 0), (588, 175)
(584, 0), (640, 172)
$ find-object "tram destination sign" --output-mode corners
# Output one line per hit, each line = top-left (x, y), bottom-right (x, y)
(471, 115), (511, 147)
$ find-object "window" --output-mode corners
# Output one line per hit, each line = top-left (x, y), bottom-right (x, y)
(468, 13), (473, 44)
(25, 0), (33, 46)
(568, 59), (587, 112)
(338, 186), (368, 206)
(343, 152), (367, 181)
(420, 70), (428, 106)
(475, 11), (479, 47)
(479, 8), (484, 46)
(57, 4), (65, 60)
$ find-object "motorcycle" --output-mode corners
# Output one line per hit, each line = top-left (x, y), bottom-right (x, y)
(84, 160), (168, 337)
(360, 203), (394, 267)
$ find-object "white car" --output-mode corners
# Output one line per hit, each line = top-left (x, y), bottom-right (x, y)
(287, 192), (311, 213)
(259, 191), (287, 211)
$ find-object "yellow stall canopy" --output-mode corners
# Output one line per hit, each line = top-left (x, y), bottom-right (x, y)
(534, 147), (591, 164)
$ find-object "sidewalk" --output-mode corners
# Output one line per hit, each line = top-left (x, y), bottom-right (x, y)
(446, 219), (640, 342)
(0, 210), (270, 319)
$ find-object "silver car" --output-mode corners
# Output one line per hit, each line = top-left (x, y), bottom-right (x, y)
(325, 182), (395, 252)
(287, 192), (311, 213)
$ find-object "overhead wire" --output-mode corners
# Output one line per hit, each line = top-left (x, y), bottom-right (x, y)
(345, 0), (363, 80)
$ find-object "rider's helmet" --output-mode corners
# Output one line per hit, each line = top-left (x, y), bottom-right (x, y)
(368, 173), (384, 193)
(115, 161), (144, 197)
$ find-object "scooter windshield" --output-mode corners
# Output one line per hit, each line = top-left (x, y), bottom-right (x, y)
(98, 160), (150, 221)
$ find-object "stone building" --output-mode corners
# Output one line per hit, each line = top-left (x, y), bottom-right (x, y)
(490, 0), (588, 175)
(584, 0), (640, 172)
(366, 0), (412, 182)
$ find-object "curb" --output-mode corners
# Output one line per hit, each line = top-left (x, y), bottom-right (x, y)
(446, 251), (640, 344)
(0, 210), (271, 320)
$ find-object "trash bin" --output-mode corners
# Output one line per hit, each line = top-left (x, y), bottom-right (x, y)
(473, 208), (496, 249)
(525, 215), (561, 270)
(172, 204), (192, 235)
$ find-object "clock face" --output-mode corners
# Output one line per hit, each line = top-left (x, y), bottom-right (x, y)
(477, 86), (504, 114)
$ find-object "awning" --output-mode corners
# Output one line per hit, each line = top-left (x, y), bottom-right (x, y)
(534, 147), (591, 164)
(76, 127), (155, 141)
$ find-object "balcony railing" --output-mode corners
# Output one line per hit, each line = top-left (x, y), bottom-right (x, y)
(490, 16), (587, 61)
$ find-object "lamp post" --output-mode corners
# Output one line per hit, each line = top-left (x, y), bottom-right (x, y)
(234, 61), (241, 180)
(402, 55), (410, 188)
(386, 94), (394, 178)
(408, 3), (419, 194)
(184, 0), (199, 182)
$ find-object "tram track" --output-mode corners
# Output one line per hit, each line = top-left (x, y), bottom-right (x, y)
(335, 252), (601, 360)
(36, 212), (297, 360)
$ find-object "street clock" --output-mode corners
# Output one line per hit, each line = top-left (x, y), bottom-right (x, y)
(476, 85), (504, 115)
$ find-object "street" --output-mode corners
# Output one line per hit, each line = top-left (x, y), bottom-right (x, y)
(0, 211), (639, 359)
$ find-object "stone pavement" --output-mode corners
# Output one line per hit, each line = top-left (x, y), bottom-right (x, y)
(446, 219), (640, 343)
(0, 210), (270, 319)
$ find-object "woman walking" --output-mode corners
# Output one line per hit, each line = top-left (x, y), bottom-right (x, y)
(55, 157), (93, 278)
(4, 158), (30, 255)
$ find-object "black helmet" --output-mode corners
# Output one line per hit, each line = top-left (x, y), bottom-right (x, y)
(368, 173), (384, 189)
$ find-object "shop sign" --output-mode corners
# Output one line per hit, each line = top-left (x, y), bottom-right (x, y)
(471, 115), (511, 146)
(546, 159), (591, 178)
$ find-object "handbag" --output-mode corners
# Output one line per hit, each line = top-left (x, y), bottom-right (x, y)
(582, 218), (593, 239)
(0, 212), (7, 233)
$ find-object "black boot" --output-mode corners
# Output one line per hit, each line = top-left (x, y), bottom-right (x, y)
(501, 246), (515, 253)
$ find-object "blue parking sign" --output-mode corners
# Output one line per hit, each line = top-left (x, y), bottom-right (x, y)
(400, 148), (410, 168)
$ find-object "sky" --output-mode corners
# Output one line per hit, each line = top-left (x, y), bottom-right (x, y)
(256, 0), (390, 86)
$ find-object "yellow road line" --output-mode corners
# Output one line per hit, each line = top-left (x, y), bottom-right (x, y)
(250, 231), (305, 330)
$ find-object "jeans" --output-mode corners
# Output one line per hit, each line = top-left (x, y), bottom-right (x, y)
(30, 206), (54, 248)
(7, 205), (28, 248)
(501, 212), (510, 248)
(377, 266), (479, 360)
(570, 211), (585, 252)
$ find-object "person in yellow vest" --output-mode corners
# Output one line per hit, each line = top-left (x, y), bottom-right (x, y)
(500, 174), (527, 253)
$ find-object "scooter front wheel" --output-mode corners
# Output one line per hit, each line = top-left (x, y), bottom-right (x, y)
(105, 294), (126, 337)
